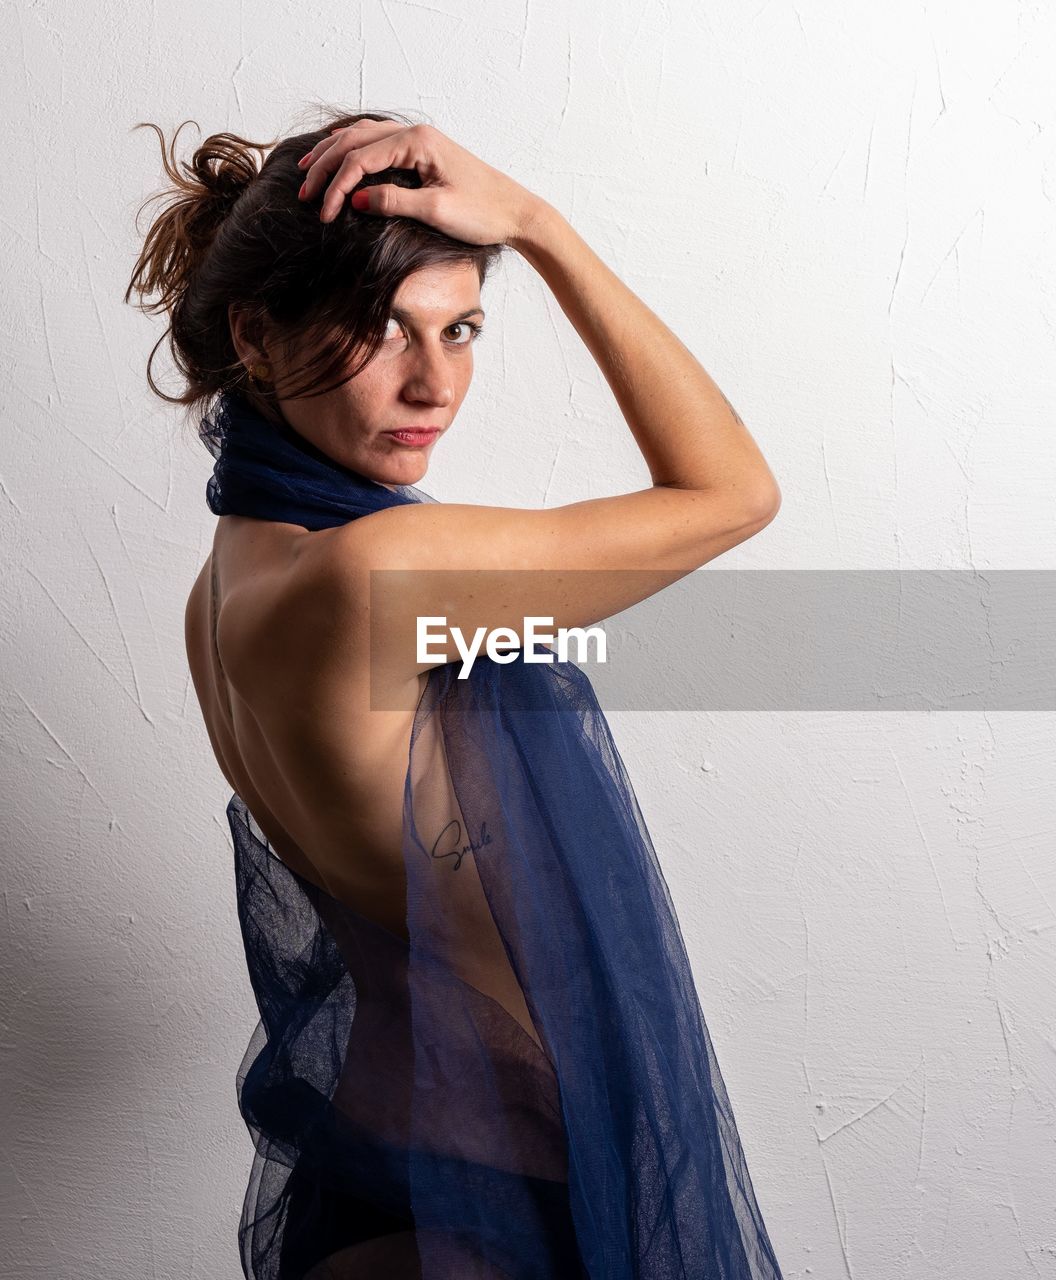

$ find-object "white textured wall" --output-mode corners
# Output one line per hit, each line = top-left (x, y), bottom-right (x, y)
(3, 2), (1054, 1276)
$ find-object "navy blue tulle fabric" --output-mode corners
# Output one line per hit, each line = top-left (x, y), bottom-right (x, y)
(200, 389), (785, 1279)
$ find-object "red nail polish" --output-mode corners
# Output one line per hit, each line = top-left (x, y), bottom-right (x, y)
(351, 189), (370, 210)
(298, 180), (307, 199)
(297, 152), (312, 167)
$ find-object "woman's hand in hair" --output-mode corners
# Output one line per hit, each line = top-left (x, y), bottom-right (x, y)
(297, 119), (543, 247)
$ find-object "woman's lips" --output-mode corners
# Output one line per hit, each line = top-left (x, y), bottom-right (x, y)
(385, 428), (440, 446)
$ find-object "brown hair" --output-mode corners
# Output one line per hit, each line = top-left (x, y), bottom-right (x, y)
(124, 106), (506, 429)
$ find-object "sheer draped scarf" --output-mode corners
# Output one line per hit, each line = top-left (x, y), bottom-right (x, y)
(200, 390), (784, 1279)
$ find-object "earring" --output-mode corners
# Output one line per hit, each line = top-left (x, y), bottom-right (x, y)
(247, 361), (271, 385)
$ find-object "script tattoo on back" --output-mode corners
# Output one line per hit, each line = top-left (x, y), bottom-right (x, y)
(429, 818), (493, 871)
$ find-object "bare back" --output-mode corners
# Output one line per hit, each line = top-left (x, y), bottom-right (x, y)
(184, 514), (422, 940)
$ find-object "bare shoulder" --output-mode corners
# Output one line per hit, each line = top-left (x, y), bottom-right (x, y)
(317, 500), (526, 576)
(248, 518), (424, 709)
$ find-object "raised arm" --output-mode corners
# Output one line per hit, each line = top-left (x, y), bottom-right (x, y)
(296, 123), (781, 675)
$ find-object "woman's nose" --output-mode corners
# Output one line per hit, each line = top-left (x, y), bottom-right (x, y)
(403, 346), (455, 406)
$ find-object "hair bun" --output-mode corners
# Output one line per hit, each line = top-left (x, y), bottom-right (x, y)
(193, 133), (262, 217)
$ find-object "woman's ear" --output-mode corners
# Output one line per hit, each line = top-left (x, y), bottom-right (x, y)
(228, 302), (269, 371)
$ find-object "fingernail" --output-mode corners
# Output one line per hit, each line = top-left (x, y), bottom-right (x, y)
(298, 180), (307, 199)
(351, 189), (370, 210)
(297, 152), (312, 167)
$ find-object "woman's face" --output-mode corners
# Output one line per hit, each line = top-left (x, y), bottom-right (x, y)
(262, 260), (485, 490)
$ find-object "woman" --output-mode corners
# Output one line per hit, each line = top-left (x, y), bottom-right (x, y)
(128, 110), (785, 1279)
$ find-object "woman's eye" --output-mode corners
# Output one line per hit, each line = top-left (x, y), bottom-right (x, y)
(446, 322), (483, 345)
(383, 317), (483, 344)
